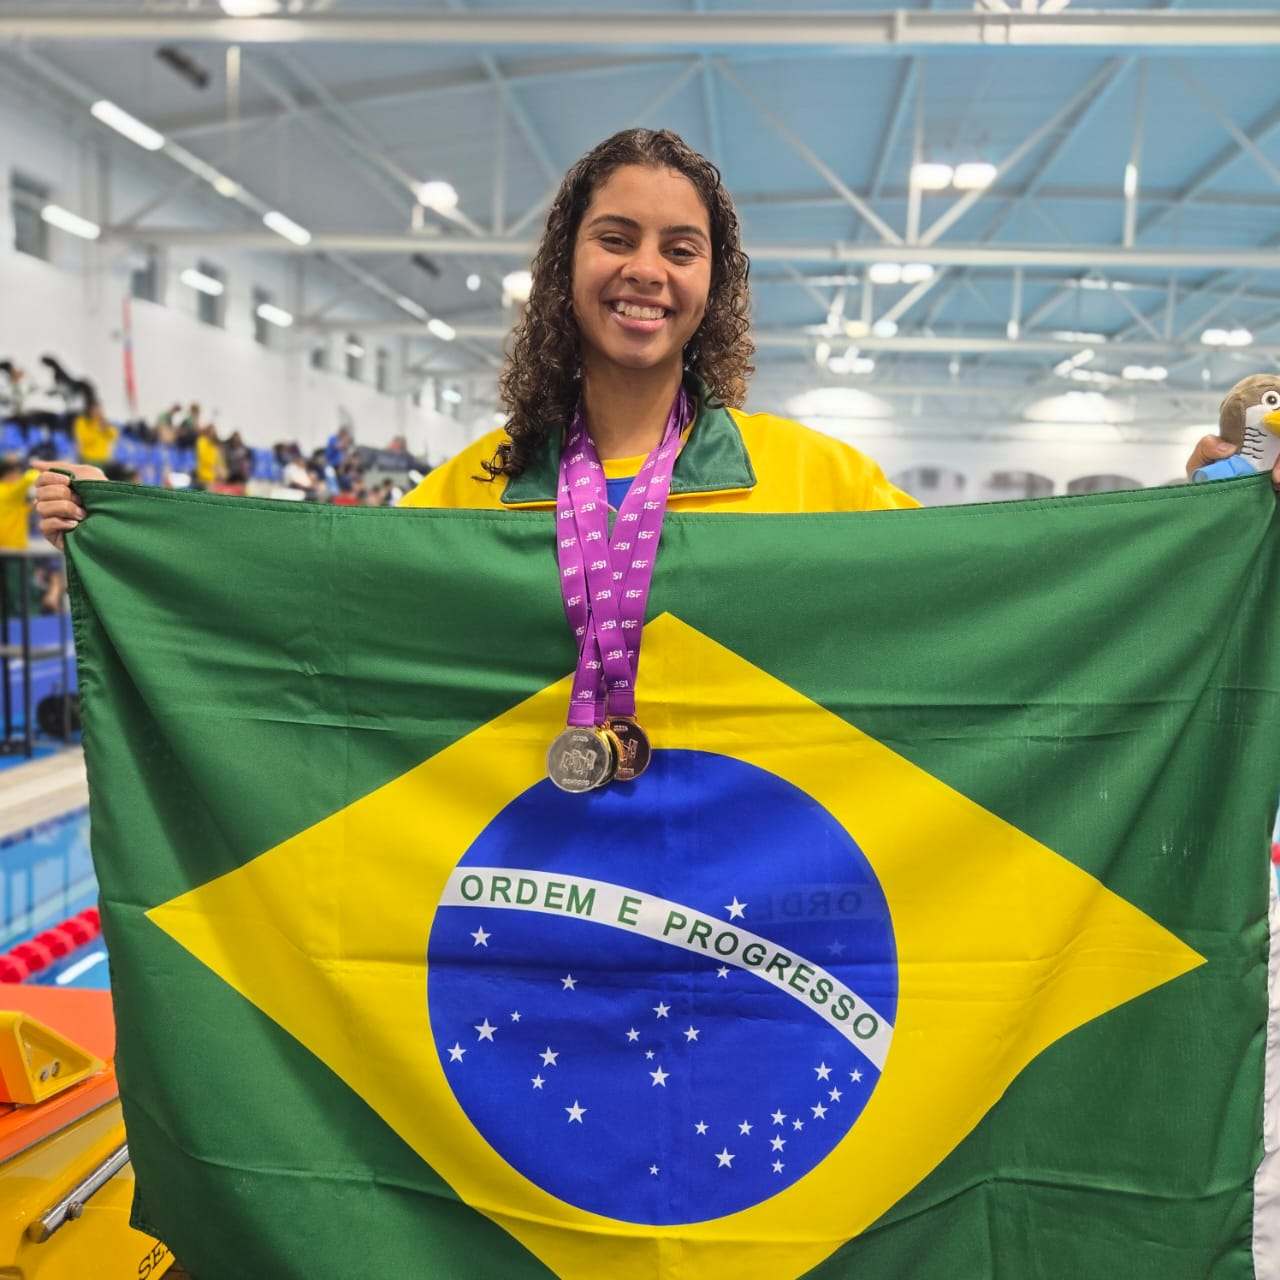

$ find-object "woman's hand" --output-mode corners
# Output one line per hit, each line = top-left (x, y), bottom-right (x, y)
(33, 460), (106, 551)
(1184, 435), (1280, 489)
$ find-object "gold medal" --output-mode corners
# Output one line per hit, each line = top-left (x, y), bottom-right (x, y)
(547, 726), (614, 793)
(605, 715), (651, 782)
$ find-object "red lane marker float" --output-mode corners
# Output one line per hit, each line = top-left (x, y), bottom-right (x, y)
(0, 905), (104, 983)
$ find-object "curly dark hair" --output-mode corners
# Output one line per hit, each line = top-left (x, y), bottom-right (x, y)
(487, 128), (754, 479)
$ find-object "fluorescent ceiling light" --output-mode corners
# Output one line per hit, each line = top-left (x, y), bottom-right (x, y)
(953, 162), (997, 191)
(255, 302), (293, 328)
(814, 340), (832, 366)
(850, 356), (876, 375)
(441, 387), (463, 404)
(867, 262), (902, 285)
(415, 180), (459, 212)
(1052, 330), (1108, 343)
(396, 295), (428, 320)
(213, 175), (240, 199)
(345, 342), (365, 358)
(1006, 321), (1020, 341)
(1053, 348), (1095, 377)
(911, 162), (954, 191)
(502, 270), (533, 303)
(90, 99), (165, 152)
(1123, 163), (1138, 199)
(40, 204), (101, 241)
(1121, 364), (1167, 382)
(465, 273), (482, 292)
(900, 263), (935, 284)
(427, 317), (457, 342)
(219, 0), (282, 14)
(263, 210), (311, 246)
(842, 319), (870, 339)
(180, 267), (223, 296)
(1202, 327), (1253, 347)
(871, 318), (898, 338)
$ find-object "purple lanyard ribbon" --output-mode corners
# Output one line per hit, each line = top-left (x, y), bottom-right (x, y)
(556, 386), (692, 726)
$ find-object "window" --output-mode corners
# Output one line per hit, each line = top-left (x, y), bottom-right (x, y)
(11, 171), (49, 260)
(345, 335), (364, 382)
(252, 286), (271, 346)
(130, 245), (160, 303)
(375, 348), (389, 394)
(196, 259), (225, 327)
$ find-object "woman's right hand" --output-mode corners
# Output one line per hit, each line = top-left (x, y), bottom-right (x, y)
(32, 460), (107, 551)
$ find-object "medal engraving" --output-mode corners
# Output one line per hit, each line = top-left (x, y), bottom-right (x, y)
(606, 715), (651, 782)
(547, 727), (613, 793)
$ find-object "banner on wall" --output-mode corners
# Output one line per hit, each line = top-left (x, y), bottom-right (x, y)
(64, 478), (1280, 1280)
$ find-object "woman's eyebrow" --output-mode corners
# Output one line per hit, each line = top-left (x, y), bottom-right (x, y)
(585, 214), (709, 242)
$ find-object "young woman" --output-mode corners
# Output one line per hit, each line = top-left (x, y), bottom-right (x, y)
(399, 128), (918, 516)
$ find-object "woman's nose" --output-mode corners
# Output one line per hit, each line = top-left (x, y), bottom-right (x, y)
(623, 241), (665, 286)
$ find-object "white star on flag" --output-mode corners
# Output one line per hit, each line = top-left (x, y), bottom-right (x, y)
(531, 1075), (544, 1090)
(716, 1149), (735, 1168)
(684, 1026), (700, 1042)
(626, 1027), (640, 1042)
(716, 967), (730, 979)
(725, 897), (747, 920)
(650, 1067), (669, 1087)
(829, 1087), (842, 1101)
(470, 927), (490, 947)
(793, 1118), (804, 1130)
(561, 974), (577, 990)
(827, 939), (846, 956)
(815, 1062), (832, 1080)
(653, 1001), (670, 1018)
(448, 1043), (465, 1062)
(738, 1120), (752, 1135)
(474, 1019), (496, 1042)
(771, 1135), (785, 1151)
(649, 1165), (659, 1176)
(540, 1047), (559, 1066)
(695, 1121), (708, 1135)
(812, 1103), (828, 1119)
(565, 1101), (586, 1124)
(771, 1110), (786, 1125)
(510, 1011), (521, 1022)
(645, 1050), (655, 1060)
(772, 1160), (784, 1173)
(850, 1070), (863, 1083)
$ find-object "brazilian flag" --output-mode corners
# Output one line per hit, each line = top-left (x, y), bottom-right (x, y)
(64, 477), (1280, 1280)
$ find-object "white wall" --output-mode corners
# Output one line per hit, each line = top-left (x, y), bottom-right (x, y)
(0, 75), (460, 459)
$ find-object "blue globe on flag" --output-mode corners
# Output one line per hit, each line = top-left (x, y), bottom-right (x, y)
(427, 750), (899, 1225)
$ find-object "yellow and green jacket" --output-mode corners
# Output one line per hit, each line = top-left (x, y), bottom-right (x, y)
(402, 391), (917, 514)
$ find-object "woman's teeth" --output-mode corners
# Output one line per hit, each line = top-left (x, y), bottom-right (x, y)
(612, 302), (666, 320)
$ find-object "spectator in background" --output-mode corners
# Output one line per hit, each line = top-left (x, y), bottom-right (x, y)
(0, 361), (30, 416)
(281, 447), (313, 496)
(223, 431), (253, 488)
(176, 405), (200, 450)
(325, 426), (354, 470)
(155, 402), (181, 446)
(74, 402), (118, 466)
(0, 453), (39, 610)
(194, 423), (224, 491)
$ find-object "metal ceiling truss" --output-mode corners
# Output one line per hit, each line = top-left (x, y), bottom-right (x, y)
(6, 9), (1280, 51)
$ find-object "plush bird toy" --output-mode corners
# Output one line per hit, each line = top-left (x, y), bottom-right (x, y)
(1192, 373), (1280, 482)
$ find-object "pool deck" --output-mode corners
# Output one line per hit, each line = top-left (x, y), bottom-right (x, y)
(0, 747), (89, 842)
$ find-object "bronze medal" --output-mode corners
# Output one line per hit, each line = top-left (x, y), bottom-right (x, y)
(547, 726), (613, 794)
(606, 715), (651, 782)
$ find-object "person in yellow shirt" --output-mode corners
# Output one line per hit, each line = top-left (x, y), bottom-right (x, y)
(194, 424), (225, 491)
(0, 454), (39, 612)
(402, 129), (916, 518)
(73, 402), (118, 466)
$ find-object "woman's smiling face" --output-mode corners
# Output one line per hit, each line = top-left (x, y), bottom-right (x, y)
(571, 164), (713, 381)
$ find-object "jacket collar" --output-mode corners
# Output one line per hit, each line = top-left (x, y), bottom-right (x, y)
(500, 377), (757, 507)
